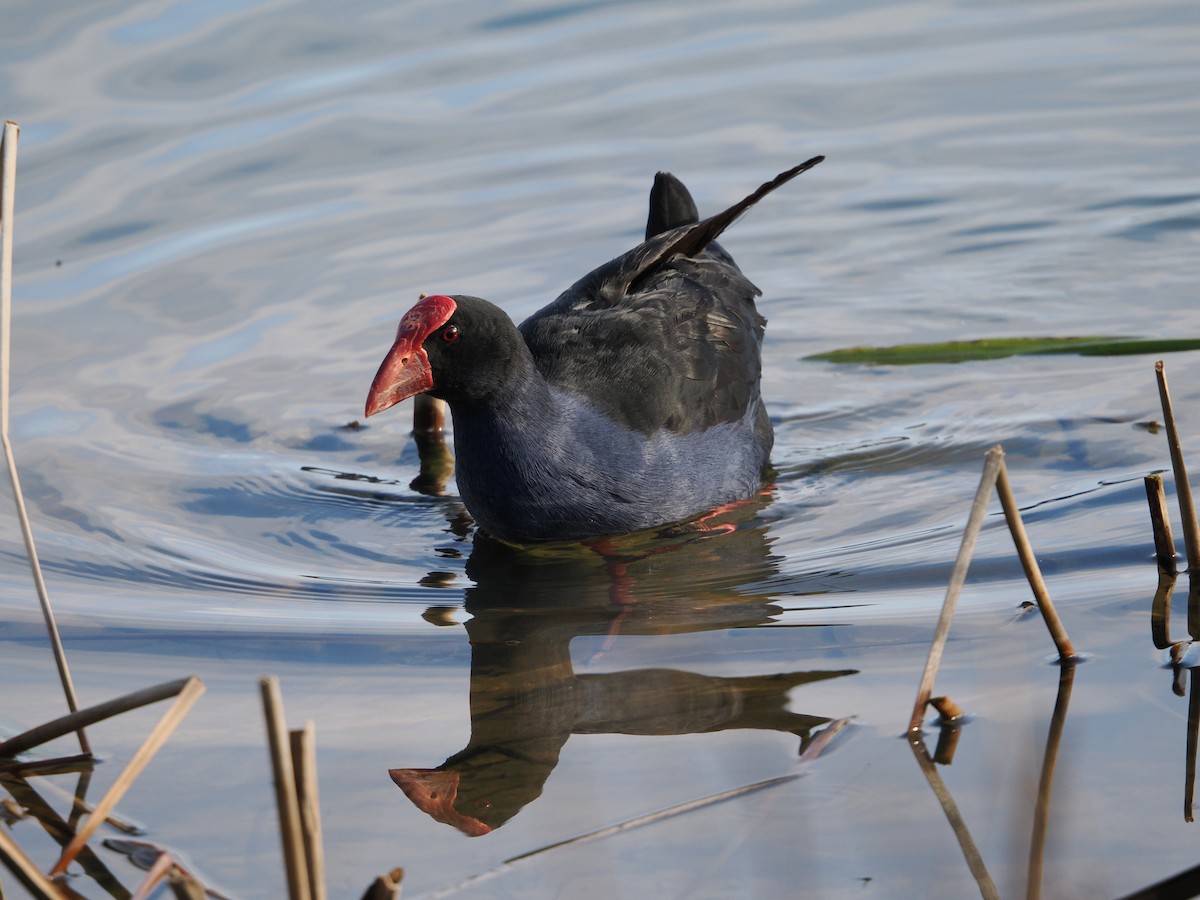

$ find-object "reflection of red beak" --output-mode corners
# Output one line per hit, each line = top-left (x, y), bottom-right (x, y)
(364, 295), (457, 417)
(389, 768), (492, 837)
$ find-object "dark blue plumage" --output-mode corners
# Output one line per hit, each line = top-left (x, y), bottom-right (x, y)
(365, 157), (823, 543)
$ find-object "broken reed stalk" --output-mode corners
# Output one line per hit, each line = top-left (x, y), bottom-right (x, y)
(360, 868), (405, 900)
(290, 721), (327, 900)
(908, 737), (1001, 900)
(1156, 361), (1200, 573)
(50, 676), (205, 877)
(260, 677), (314, 900)
(0, 676), (196, 759)
(995, 462), (1076, 659)
(1026, 659), (1077, 900)
(0, 120), (87, 752)
(0, 821), (61, 899)
(1145, 474), (1178, 572)
(909, 446), (1003, 733)
(930, 696), (964, 722)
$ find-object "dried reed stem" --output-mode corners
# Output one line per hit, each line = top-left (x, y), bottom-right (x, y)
(1145, 474), (1178, 572)
(909, 736), (1001, 900)
(1026, 659), (1077, 900)
(996, 460), (1076, 659)
(1, 121), (17, 452)
(410, 394), (453, 495)
(0, 120), (87, 752)
(1156, 361), (1200, 573)
(0, 822), (62, 899)
(412, 394), (446, 434)
(260, 677), (313, 900)
(0, 677), (194, 758)
(909, 446), (1003, 733)
(50, 676), (205, 877)
(290, 722), (326, 900)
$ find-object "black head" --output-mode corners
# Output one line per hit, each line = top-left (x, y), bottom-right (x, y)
(365, 294), (528, 415)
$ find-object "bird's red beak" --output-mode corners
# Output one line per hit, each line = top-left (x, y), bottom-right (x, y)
(364, 295), (457, 417)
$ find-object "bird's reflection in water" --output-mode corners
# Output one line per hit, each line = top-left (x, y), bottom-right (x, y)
(392, 500), (857, 836)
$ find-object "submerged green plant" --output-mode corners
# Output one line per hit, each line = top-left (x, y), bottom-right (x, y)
(806, 336), (1200, 365)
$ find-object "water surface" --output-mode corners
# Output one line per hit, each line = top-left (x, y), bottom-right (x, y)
(2, 0), (1200, 896)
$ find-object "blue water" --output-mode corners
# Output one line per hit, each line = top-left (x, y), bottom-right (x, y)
(2, 0), (1200, 896)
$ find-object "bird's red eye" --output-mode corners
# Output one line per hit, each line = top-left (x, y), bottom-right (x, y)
(441, 325), (460, 344)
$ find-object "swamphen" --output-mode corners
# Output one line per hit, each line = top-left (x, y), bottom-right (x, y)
(365, 156), (824, 543)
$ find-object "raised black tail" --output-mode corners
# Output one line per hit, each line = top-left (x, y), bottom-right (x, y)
(656, 155), (824, 262)
(626, 155), (824, 295)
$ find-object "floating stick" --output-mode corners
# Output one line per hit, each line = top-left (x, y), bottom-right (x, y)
(0, 120), (87, 752)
